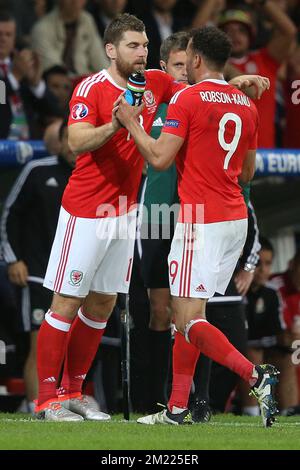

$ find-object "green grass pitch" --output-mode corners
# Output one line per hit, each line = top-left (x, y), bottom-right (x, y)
(0, 413), (300, 450)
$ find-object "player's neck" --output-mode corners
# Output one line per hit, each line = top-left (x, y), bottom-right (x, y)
(107, 66), (127, 89)
(197, 71), (225, 84)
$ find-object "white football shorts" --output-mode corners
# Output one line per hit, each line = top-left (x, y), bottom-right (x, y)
(168, 219), (248, 298)
(44, 206), (137, 297)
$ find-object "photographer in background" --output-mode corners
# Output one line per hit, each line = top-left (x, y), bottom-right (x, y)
(43, 65), (72, 116)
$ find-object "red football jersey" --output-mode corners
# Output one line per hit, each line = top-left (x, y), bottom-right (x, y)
(162, 79), (259, 224)
(229, 48), (280, 149)
(64, 69), (183, 218)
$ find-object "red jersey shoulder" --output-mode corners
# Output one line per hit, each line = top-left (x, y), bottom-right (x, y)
(69, 71), (108, 124)
(71, 70), (107, 103)
(145, 69), (170, 85)
(145, 69), (168, 94)
(169, 85), (194, 106)
(145, 69), (184, 98)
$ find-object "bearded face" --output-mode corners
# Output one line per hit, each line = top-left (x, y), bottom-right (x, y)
(115, 52), (146, 80)
(107, 30), (148, 80)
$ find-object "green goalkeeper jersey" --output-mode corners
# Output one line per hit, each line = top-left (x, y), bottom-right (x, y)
(143, 103), (179, 225)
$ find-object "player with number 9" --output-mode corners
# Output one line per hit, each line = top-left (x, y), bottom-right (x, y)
(116, 26), (279, 428)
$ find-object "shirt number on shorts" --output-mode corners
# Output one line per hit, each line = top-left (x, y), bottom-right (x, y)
(169, 260), (179, 285)
(218, 112), (242, 169)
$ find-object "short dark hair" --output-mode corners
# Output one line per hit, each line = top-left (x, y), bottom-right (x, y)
(103, 13), (145, 46)
(259, 237), (274, 254)
(190, 26), (232, 71)
(0, 10), (15, 23)
(160, 31), (190, 63)
(43, 65), (69, 82)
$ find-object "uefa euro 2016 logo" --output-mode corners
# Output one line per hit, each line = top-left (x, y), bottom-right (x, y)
(71, 103), (89, 120)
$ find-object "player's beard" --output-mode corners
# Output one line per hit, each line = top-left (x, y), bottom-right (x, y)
(115, 55), (146, 80)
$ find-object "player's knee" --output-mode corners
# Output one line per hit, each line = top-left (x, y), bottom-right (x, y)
(91, 302), (115, 321)
(84, 294), (117, 321)
(51, 294), (82, 320)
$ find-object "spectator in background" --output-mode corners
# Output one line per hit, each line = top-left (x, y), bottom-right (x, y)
(0, 121), (74, 413)
(31, 0), (109, 77)
(141, 0), (189, 69)
(189, 0), (226, 28)
(5, 0), (53, 43)
(219, 0), (296, 148)
(0, 10), (60, 139)
(240, 238), (286, 416)
(88, 0), (128, 37)
(43, 65), (72, 116)
(270, 250), (300, 413)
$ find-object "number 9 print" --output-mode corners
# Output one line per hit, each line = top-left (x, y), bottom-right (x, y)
(169, 260), (179, 285)
(218, 112), (242, 170)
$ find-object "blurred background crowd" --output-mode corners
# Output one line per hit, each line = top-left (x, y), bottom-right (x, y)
(0, 0), (299, 146)
(0, 0), (299, 418)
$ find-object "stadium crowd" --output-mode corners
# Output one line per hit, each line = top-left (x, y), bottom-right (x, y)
(0, 0), (299, 420)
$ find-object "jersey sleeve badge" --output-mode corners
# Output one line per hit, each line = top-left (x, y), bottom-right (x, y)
(71, 103), (89, 120)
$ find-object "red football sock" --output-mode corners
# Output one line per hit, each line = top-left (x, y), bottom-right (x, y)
(168, 331), (200, 411)
(187, 319), (254, 382)
(60, 308), (106, 395)
(37, 310), (72, 407)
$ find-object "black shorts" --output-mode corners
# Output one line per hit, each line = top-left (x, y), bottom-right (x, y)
(17, 281), (52, 332)
(140, 226), (174, 289)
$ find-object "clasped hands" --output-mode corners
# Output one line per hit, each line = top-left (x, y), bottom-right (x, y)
(112, 94), (144, 130)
